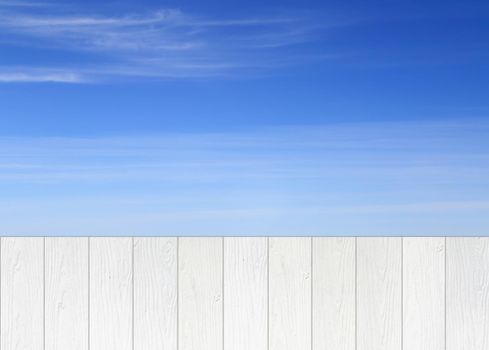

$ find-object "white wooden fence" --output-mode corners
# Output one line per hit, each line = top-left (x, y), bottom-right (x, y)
(0, 237), (488, 349)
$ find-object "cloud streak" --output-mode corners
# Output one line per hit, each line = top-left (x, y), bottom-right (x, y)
(0, 69), (84, 83)
(1, 119), (488, 234)
(0, 0), (47, 7)
(0, 4), (329, 82)
(1, 119), (488, 184)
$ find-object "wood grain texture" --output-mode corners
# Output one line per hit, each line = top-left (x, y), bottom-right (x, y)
(224, 237), (267, 350)
(134, 237), (177, 350)
(2, 236), (489, 350)
(179, 237), (223, 350)
(403, 237), (445, 350)
(357, 237), (402, 350)
(313, 237), (355, 350)
(45, 237), (89, 350)
(269, 237), (311, 350)
(90, 238), (133, 350)
(1, 237), (44, 350)
(447, 237), (489, 350)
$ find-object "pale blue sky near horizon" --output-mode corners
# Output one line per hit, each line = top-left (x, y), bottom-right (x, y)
(0, 0), (488, 235)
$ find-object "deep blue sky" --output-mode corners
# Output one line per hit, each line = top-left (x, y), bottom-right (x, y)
(0, 0), (488, 234)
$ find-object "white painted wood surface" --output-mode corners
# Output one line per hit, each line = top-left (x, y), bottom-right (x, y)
(403, 237), (445, 350)
(269, 237), (311, 350)
(357, 237), (402, 350)
(45, 237), (88, 350)
(90, 238), (133, 350)
(179, 237), (223, 350)
(224, 237), (268, 350)
(313, 237), (355, 350)
(0, 236), (488, 349)
(134, 237), (177, 350)
(1, 237), (44, 350)
(447, 237), (489, 350)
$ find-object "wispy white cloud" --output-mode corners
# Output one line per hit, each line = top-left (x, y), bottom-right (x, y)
(0, 69), (84, 82)
(1, 120), (488, 234)
(0, 4), (331, 82)
(0, 0), (47, 7)
(0, 119), (488, 183)
(3, 8), (182, 28)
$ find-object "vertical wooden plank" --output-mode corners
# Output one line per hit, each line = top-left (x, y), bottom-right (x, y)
(90, 238), (133, 350)
(179, 237), (223, 350)
(313, 237), (355, 350)
(134, 237), (177, 350)
(269, 237), (311, 350)
(1, 237), (44, 350)
(224, 237), (267, 350)
(447, 237), (489, 350)
(357, 237), (402, 350)
(45, 237), (89, 350)
(403, 237), (445, 350)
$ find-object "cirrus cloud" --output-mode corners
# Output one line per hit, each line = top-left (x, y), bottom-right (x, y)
(0, 2), (336, 82)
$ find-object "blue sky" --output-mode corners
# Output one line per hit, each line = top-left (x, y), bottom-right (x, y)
(0, 0), (488, 235)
